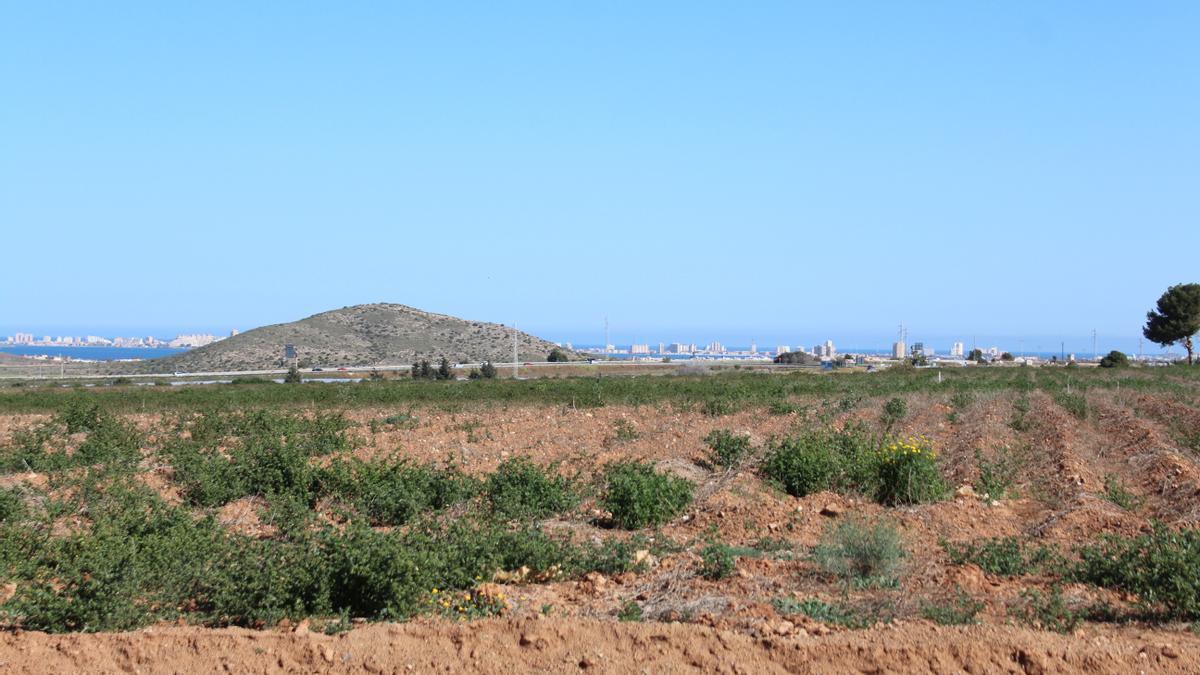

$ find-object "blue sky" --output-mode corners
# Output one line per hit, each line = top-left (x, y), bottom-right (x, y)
(2, 3), (1197, 354)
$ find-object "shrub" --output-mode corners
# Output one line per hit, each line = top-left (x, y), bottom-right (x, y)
(57, 399), (103, 434)
(611, 419), (640, 443)
(700, 397), (733, 417)
(617, 600), (642, 622)
(874, 439), (946, 506)
(1009, 586), (1080, 634)
(974, 447), (1019, 500)
(1101, 474), (1142, 511)
(602, 461), (693, 530)
(484, 458), (577, 520)
(547, 348), (570, 363)
(698, 540), (736, 580)
(1054, 392), (1087, 420)
(284, 366), (302, 384)
(920, 588), (985, 625)
(941, 537), (1062, 577)
(812, 516), (905, 587)
(881, 397), (907, 429)
(772, 598), (872, 629)
(325, 458), (478, 526)
(0, 487), (24, 523)
(1075, 524), (1200, 619)
(762, 433), (838, 497)
(1099, 350), (1129, 368)
(704, 430), (752, 469)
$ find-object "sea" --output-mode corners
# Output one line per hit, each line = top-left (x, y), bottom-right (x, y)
(0, 346), (187, 362)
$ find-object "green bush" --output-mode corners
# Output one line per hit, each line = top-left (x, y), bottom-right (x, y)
(881, 397), (907, 429)
(874, 439), (946, 506)
(484, 458), (577, 520)
(762, 433), (838, 497)
(941, 537), (1062, 577)
(617, 600), (642, 622)
(698, 540), (736, 580)
(704, 430), (752, 469)
(772, 597), (873, 629)
(1099, 350), (1129, 368)
(1008, 586), (1080, 634)
(920, 588), (984, 625)
(1054, 392), (1087, 420)
(812, 516), (905, 587)
(1075, 524), (1200, 619)
(602, 461), (693, 530)
(324, 457), (478, 526)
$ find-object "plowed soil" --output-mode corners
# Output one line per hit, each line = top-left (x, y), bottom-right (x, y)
(3, 386), (1200, 673)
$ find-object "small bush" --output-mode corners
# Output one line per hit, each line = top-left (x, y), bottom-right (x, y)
(485, 458), (577, 520)
(941, 537), (1062, 577)
(762, 433), (838, 497)
(701, 398), (733, 417)
(881, 397), (907, 429)
(920, 588), (984, 625)
(1099, 350), (1129, 368)
(602, 461), (693, 530)
(704, 430), (752, 469)
(1009, 586), (1080, 634)
(812, 516), (904, 587)
(772, 598), (871, 629)
(974, 447), (1019, 500)
(1054, 392), (1087, 420)
(610, 419), (640, 443)
(874, 439), (946, 506)
(284, 366), (302, 384)
(1101, 474), (1142, 511)
(1075, 524), (1200, 619)
(617, 600), (642, 622)
(698, 540), (736, 580)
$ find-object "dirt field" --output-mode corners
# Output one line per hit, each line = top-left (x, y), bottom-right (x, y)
(1, 377), (1199, 673)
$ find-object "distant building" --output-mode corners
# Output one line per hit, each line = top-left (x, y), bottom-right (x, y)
(951, 342), (965, 358)
(13, 333), (33, 345)
(705, 341), (726, 354)
(630, 344), (650, 354)
(230, 329), (239, 337)
(892, 341), (906, 359)
(825, 340), (835, 357)
(776, 345), (790, 356)
(169, 334), (217, 348)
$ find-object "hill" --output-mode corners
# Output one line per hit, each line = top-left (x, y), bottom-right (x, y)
(130, 304), (570, 372)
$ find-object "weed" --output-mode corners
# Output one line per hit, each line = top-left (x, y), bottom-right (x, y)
(1009, 586), (1080, 634)
(1075, 524), (1200, 619)
(1054, 392), (1088, 420)
(920, 588), (984, 625)
(701, 397), (734, 417)
(812, 516), (905, 588)
(617, 600), (643, 622)
(761, 432), (838, 497)
(484, 458), (578, 521)
(772, 598), (872, 629)
(610, 419), (640, 443)
(704, 430), (752, 469)
(1101, 474), (1142, 511)
(881, 397), (907, 430)
(874, 439), (946, 506)
(941, 537), (1062, 577)
(974, 447), (1019, 500)
(698, 540), (736, 580)
(602, 461), (693, 530)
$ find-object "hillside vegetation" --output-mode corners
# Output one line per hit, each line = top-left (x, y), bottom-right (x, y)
(125, 304), (568, 372)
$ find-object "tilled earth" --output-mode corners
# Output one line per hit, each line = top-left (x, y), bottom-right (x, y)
(2, 388), (1200, 673)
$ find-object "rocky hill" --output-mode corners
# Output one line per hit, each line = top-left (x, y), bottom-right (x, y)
(130, 304), (570, 372)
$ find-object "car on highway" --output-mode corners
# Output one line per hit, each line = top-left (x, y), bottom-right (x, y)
(311, 368), (323, 372)
(336, 367), (348, 371)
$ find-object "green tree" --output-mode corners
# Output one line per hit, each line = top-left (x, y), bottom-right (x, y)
(436, 357), (453, 380)
(967, 349), (984, 362)
(284, 366), (302, 384)
(1099, 350), (1129, 368)
(1144, 283), (1200, 365)
(479, 361), (498, 379)
(999, 352), (1015, 362)
(547, 348), (569, 363)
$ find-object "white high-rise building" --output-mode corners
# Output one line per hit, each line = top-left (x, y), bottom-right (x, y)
(892, 341), (906, 359)
(951, 342), (965, 357)
(825, 340), (835, 357)
(776, 345), (790, 356)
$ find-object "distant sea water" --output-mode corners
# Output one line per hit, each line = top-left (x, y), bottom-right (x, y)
(0, 346), (188, 361)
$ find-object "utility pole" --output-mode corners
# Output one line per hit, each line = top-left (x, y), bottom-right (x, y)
(604, 316), (610, 360)
(1092, 329), (1097, 361)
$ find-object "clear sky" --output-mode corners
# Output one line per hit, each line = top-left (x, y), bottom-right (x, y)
(2, 3), (1197, 354)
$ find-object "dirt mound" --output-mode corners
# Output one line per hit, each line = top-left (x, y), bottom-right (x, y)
(0, 618), (1196, 674)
